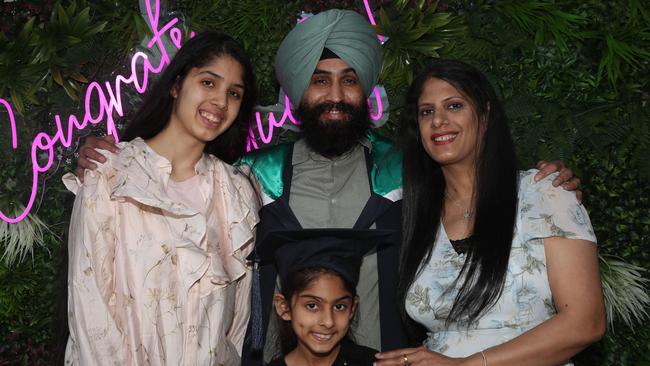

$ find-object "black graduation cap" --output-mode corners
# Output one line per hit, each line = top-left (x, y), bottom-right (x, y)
(249, 228), (394, 288)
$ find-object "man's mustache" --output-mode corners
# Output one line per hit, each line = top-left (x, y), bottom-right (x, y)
(313, 102), (356, 116)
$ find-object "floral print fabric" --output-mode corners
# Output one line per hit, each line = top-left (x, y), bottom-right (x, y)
(405, 170), (596, 365)
(63, 138), (260, 365)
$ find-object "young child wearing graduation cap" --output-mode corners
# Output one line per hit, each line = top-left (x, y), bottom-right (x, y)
(250, 229), (392, 366)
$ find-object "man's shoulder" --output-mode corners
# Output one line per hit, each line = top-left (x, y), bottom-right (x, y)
(367, 130), (396, 149)
(237, 142), (293, 202)
(368, 132), (401, 169)
(238, 142), (292, 167)
(368, 132), (402, 199)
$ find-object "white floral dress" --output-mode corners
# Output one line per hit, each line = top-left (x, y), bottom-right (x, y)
(405, 170), (596, 366)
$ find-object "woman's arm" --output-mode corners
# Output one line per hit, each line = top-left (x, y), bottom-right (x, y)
(375, 237), (605, 366)
(462, 237), (605, 366)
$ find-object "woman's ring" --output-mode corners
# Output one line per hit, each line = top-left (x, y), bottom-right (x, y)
(402, 354), (410, 366)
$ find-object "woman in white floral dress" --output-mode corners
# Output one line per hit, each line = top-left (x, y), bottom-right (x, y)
(375, 59), (605, 366)
(64, 32), (260, 365)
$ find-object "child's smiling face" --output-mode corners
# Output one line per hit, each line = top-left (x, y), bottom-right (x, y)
(276, 272), (357, 359)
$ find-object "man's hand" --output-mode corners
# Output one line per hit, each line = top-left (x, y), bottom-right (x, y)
(74, 135), (120, 181)
(535, 160), (582, 202)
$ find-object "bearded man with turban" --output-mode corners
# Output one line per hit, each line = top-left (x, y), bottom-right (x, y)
(240, 9), (407, 365)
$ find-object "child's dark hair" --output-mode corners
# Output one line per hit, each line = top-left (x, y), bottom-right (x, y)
(276, 267), (358, 355)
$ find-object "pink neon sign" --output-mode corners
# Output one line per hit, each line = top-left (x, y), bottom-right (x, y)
(0, 0), (192, 223)
(0, 1), (386, 223)
(362, 0), (388, 43)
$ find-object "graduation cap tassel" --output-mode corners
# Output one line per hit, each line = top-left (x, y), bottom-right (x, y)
(250, 262), (264, 351)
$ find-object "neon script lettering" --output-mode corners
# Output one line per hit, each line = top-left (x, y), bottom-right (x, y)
(0, 0), (192, 223)
(1, 1), (385, 222)
(363, 0), (387, 43)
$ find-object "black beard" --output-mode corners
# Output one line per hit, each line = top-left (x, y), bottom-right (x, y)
(297, 101), (370, 157)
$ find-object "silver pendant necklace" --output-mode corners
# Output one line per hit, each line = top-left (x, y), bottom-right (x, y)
(462, 208), (472, 220)
(445, 193), (473, 221)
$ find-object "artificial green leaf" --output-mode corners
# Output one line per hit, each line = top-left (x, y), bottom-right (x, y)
(51, 68), (63, 86)
(57, 4), (70, 27)
(69, 71), (88, 83)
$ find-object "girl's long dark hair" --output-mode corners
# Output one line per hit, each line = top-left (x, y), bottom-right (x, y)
(121, 31), (257, 163)
(398, 59), (519, 342)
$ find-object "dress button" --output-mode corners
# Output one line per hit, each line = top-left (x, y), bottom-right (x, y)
(331, 198), (337, 204)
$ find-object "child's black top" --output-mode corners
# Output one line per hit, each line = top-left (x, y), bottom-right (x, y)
(266, 339), (378, 366)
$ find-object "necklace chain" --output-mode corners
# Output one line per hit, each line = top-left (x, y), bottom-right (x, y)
(445, 193), (473, 220)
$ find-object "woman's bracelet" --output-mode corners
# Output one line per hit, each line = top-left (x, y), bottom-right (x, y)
(479, 350), (487, 366)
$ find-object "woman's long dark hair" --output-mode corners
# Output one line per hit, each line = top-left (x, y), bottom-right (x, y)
(398, 59), (519, 342)
(121, 31), (257, 163)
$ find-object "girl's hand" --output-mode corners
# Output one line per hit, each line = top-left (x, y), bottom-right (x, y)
(374, 346), (465, 366)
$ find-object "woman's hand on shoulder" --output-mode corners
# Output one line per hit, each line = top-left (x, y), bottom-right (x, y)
(374, 346), (471, 366)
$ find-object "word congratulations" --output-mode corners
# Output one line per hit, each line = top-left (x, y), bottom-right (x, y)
(0, 0), (192, 223)
(0, 0), (386, 223)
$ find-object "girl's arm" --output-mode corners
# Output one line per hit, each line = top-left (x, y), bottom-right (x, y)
(65, 170), (125, 364)
(227, 265), (253, 355)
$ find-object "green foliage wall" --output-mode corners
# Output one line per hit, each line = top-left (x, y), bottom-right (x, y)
(1, 0), (648, 364)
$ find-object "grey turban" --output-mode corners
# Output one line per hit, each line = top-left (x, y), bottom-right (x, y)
(275, 9), (382, 107)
